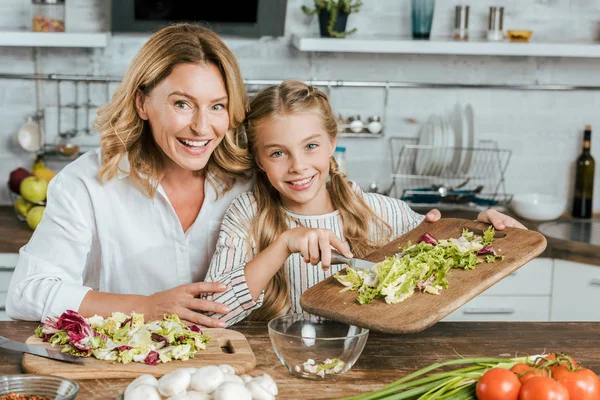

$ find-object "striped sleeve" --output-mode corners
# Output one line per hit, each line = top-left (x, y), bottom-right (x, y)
(203, 192), (264, 326)
(355, 184), (425, 240)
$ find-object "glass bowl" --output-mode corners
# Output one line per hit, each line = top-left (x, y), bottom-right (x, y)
(0, 375), (79, 399)
(268, 313), (369, 380)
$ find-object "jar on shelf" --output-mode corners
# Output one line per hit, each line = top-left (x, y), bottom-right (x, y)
(367, 116), (383, 134)
(334, 146), (348, 175)
(347, 115), (364, 133)
(32, 0), (65, 32)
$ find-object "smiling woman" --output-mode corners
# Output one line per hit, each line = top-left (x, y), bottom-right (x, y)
(6, 24), (254, 327)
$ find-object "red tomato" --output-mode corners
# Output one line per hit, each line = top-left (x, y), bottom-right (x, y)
(510, 363), (550, 383)
(519, 377), (570, 400)
(476, 368), (521, 400)
(551, 366), (600, 400)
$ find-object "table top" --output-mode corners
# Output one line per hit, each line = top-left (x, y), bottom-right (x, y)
(2, 320), (600, 399)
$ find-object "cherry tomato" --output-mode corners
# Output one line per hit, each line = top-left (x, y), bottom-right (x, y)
(519, 377), (569, 400)
(476, 368), (521, 400)
(551, 366), (600, 400)
(510, 363), (550, 383)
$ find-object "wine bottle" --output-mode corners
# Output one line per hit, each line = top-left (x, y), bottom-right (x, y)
(572, 125), (595, 218)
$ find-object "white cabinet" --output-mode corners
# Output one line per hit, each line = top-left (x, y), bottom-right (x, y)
(443, 258), (553, 322)
(0, 253), (18, 321)
(551, 259), (600, 321)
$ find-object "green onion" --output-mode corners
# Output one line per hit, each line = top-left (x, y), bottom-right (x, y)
(339, 356), (529, 400)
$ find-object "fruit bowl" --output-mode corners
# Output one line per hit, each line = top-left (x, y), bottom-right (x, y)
(268, 313), (369, 380)
(7, 183), (46, 223)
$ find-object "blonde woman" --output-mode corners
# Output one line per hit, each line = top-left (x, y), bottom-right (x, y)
(7, 24), (253, 327)
(204, 80), (526, 326)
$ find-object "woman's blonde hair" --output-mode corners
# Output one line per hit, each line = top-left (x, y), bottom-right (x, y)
(94, 23), (251, 196)
(245, 80), (392, 321)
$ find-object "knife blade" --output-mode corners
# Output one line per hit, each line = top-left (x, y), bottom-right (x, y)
(331, 253), (378, 270)
(0, 335), (87, 364)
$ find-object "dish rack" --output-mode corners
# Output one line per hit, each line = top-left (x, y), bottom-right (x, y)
(386, 137), (513, 211)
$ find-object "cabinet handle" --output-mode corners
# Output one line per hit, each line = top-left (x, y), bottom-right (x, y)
(590, 279), (600, 286)
(0, 266), (15, 272)
(463, 308), (515, 315)
(0, 306), (5, 312)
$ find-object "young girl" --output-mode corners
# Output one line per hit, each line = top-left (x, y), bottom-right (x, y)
(204, 80), (525, 326)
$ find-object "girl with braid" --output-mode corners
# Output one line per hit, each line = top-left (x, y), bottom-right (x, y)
(204, 80), (525, 326)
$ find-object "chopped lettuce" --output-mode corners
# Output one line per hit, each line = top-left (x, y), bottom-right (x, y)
(35, 310), (210, 365)
(334, 226), (503, 305)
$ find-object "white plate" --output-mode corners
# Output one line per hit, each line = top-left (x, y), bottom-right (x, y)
(428, 115), (444, 176)
(441, 115), (456, 175)
(462, 103), (475, 175)
(415, 116), (434, 175)
(449, 103), (464, 174)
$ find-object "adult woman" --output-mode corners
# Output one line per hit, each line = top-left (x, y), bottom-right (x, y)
(6, 24), (252, 327)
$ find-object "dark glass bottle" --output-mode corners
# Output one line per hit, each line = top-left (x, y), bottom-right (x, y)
(572, 125), (595, 218)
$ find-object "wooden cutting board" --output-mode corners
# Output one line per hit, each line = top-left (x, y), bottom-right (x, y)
(300, 218), (547, 334)
(22, 328), (256, 380)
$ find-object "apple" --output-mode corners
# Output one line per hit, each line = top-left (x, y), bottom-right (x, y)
(8, 167), (30, 194)
(26, 206), (45, 230)
(14, 197), (33, 217)
(20, 176), (48, 203)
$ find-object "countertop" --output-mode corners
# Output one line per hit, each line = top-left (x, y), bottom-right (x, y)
(1, 320), (600, 399)
(2, 205), (600, 266)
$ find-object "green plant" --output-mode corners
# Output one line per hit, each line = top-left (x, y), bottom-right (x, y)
(301, 0), (363, 38)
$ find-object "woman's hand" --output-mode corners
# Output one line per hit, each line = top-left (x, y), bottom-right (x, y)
(281, 227), (352, 270)
(477, 209), (527, 230)
(143, 282), (230, 328)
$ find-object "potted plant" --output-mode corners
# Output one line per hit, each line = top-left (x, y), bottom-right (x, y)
(302, 0), (363, 38)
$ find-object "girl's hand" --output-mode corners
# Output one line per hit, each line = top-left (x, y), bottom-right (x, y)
(281, 227), (353, 270)
(424, 209), (441, 222)
(477, 209), (527, 230)
(143, 282), (230, 328)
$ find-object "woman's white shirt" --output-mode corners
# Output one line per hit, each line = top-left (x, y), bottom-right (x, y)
(6, 149), (252, 322)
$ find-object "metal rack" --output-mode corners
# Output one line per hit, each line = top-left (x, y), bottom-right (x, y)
(386, 137), (513, 211)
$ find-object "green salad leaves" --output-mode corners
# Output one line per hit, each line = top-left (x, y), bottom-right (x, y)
(334, 226), (504, 305)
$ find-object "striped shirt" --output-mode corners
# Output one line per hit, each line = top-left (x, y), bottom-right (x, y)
(204, 183), (424, 326)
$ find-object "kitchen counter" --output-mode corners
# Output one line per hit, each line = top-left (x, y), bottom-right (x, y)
(2, 205), (600, 266)
(1, 320), (600, 399)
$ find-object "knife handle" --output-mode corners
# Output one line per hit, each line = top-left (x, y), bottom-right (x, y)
(331, 252), (352, 265)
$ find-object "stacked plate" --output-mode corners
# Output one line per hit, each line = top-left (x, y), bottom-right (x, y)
(414, 103), (474, 177)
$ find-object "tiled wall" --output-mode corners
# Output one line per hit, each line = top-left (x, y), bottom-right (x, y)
(1, 0), (600, 213)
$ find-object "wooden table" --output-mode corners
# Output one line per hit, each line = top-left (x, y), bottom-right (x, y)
(2, 321), (600, 399)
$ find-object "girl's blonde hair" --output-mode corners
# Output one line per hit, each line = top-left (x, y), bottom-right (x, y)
(94, 23), (251, 196)
(245, 80), (392, 321)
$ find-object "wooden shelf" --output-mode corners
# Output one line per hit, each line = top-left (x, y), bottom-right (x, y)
(0, 31), (109, 48)
(292, 34), (600, 58)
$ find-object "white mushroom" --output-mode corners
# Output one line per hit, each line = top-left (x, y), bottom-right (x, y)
(213, 382), (252, 400)
(124, 384), (162, 400)
(124, 374), (159, 397)
(190, 365), (225, 393)
(240, 374), (253, 383)
(185, 368), (198, 375)
(246, 380), (275, 400)
(158, 369), (192, 397)
(218, 364), (236, 374)
(184, 391), (212, 400)
(222, 373), (244, 385)
(253, 374), (278, 396)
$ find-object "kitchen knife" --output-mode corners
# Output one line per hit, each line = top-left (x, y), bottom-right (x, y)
(331, 253), (378, 271)
(0, 335), (87, 364)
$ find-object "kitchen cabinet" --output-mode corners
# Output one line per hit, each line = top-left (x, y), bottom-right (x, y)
(551, 259), (600, 321)
(443, 258), (553, 322)
(0, 253), (19, 321)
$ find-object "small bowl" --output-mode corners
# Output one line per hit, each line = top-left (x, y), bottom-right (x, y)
(507, 30), (533, 42)
(268, 313), (369, 380)
(0, 375), (79, 399)
(511, 193), (566, 221)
